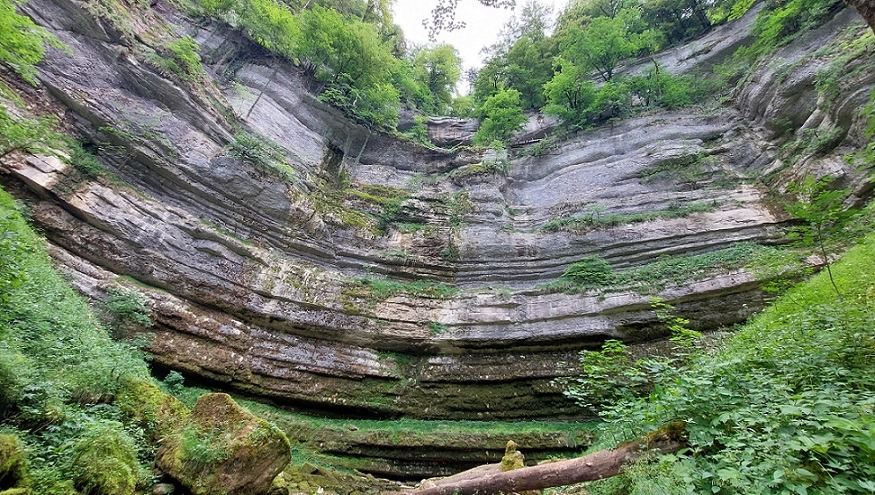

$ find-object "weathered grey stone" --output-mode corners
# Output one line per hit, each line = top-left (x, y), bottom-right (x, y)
(0, 0), (872, 434)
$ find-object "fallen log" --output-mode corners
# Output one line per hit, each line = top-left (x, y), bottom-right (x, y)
(407, 423), (687, 495)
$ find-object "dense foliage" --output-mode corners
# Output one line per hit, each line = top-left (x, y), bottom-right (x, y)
(553, 206), (875, 494)
(469, 0), (845, 140)
(0, 186), (153, 493)
(198, 0), (462, 129)
(0, 0), (61, 85)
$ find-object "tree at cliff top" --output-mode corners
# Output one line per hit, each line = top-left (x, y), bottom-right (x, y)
(201, 0), (405, 129)
(473, 87), (527, 144)
(561, 7), (658, 82)
(471, 0), (558, 110)
(408, 43), (463, 115)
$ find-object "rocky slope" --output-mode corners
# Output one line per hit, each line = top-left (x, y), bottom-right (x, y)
(1, 0), (873, 431)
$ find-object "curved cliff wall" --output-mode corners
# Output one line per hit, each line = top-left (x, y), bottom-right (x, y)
(2, 0), (873, 419)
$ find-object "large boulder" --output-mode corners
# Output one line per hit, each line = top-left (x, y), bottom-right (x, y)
(156, 393), (290, 495)
(117, 379), (190, 443)
(0, 434), (29, 494)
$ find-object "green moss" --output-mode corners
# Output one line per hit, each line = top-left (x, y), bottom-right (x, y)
(427, 321), (449, 336)
(149, 36), (205, 81)
(342, 275), (459, 314)
(70, 421), (139, 495)
(117, 378), (190, 442)
(446, 190), (472, 227)
(0, 434), (28, 491)
(449, 159), (509, 179)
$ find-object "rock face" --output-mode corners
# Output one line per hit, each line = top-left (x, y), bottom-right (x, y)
(428, 117), (479, 147)
(1, 0), (873, 425)
(156, 393), (291, 495)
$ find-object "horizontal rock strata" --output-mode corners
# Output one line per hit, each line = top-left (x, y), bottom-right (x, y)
(2, 0), (873, 427)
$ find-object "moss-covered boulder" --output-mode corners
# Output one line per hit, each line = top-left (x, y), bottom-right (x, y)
(117, 378), (189, 442)
(70, 421), (140, 495)
(156, 393), (290, 495)
(0, 434), (29, 493)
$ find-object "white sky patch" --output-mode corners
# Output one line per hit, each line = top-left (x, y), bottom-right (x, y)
(393, 0), (569, 94)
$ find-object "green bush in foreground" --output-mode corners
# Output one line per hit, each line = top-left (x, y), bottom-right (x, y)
(564, 229), (875, 495)
(0, 186), (151, 494)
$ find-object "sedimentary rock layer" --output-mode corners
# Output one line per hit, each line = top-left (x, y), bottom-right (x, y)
(2, 0), (873, 420)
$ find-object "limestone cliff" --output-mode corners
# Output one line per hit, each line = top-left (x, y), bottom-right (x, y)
(1, 0), (873, 423)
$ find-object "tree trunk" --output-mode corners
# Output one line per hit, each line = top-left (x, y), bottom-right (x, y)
(846, 0), (875, 33)
(406, 424), (687, 495)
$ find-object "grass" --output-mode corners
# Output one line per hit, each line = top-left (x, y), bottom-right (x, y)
(344, 275), (459, 303)
(555, 227), (875, 495)
(542, 201), (719, 233)
(545, 242), (775, 294)
(227, 130), (297, 183)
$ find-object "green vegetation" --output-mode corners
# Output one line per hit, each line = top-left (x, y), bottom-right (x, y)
(0, 186), (152, 493)
(177, 424), (232, 470)
(149, 36), (206, 81)
(542, 243), (780, 293)
(70, 421), (140, 495)
(68, 142), (109, 179)
(469, 0), (846, 137)
(783, 176), (860, 297)
(0, 110), (64, 160)
(0, 0), (62, 85)
(542, 201), (718, 233)
(473, 88), (528, 145)
(547, 243), (775, 294)
(345, 275), (459, 302)
(407, 44), (463, 115)
(862, 89), (875, 167)
(561, 230), (875, 495)
(100, 286), (152, 340)
(227, 130), (297, 182)
(556, 299), (700, 411)
(198, 0), (462, 129)
(427, 321), (449, 336)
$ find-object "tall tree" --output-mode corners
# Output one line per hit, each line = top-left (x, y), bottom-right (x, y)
(560, 7), (657, 82)
(411, 44), (462, 114)
(473, 88), (527, 145)
(470, 0), (557, 109)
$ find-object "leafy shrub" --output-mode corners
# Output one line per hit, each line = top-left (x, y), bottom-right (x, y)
(0, 108), (65, 159)
(556, 299), (701, 411)
(549, 243), (770, 294)
(0, 0), (63, 85)
(473, 88), (527, 145)
(178, 425), (231, 470)
(150, 36), (204, 81)
(227, 130), (297, 182)
(0, 186), (152, 492)
(753, 0), (842, 50)
(579, 231), (875, 495)
(561, 257), (615, 287)
(102, 287), (151, 340)
(69, 143), (107, 179)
